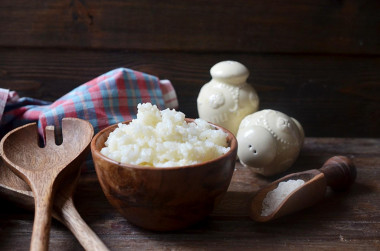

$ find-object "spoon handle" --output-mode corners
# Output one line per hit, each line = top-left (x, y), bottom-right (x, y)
(56, 196), (109, 251)
(31, 186), (54, 251)
(319, 156), (356, 191)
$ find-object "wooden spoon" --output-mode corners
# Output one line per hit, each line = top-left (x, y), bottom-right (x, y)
(0, 157), (109, 251)
(0, 118), (94, 251)
(250, 156), (356, 222)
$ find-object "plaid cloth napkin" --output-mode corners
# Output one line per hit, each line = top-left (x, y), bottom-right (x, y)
(0, 68), (178, 140)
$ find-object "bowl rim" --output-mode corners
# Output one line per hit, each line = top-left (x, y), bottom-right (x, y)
(90, 118), (238, 171)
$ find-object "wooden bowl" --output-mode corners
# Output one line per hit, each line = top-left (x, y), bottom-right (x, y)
(91, 119), (238, 231)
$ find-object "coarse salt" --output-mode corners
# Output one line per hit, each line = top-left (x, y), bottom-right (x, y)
(261, 179), (305, 216)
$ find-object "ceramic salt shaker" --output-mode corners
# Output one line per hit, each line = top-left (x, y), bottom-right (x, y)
(237, 109), (304, 176)
(197, 61), (259, 135)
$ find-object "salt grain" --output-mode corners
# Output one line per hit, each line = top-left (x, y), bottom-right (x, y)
(261, 179), (305, 216)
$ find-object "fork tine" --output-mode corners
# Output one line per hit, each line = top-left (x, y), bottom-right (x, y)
(45, 126), (55, 145)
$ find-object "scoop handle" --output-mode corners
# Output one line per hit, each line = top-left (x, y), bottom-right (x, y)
(319, 156), (356, 191)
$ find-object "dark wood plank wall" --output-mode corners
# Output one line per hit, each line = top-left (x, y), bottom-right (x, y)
(0, 0), (379, 137)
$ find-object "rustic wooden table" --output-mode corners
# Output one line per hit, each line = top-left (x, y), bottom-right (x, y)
(0, 0), (379, 250)
(0, 137), (378, 250)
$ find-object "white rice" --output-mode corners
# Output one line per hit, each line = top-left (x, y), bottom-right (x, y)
(101, 103), (230, 167)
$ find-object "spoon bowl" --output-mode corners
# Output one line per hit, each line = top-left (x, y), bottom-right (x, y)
(0, 158), (34, 209)
(0, 118), (94, 251)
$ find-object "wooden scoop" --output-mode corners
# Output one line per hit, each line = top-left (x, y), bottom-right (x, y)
(250, 156), (356, 222)
(0, 158), (109, 251)
(0, 118), (94, 251)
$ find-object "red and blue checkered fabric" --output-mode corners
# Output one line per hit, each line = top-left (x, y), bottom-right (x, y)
(0, 68), (178, 139)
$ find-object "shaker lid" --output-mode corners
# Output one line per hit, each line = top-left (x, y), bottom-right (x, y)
(210, 61), (249, 85)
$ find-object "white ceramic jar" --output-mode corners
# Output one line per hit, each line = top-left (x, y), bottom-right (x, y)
(237, 109), (304, 176)
(197, 61), (259, 135)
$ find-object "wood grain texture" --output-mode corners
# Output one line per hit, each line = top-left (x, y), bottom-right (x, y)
(319, 155), (357, 191)
(250, 170), (326, 222)
(0, 159), (109, 251)
(0, 48), (379, 137)
(250, 156), (357, 222)
(56, 196), (109, 251)
(0, 0), (379, 54)
(0, 138), (379, 250)
(91, 119), (238, 231)
(0, 118), (94, 251)
(0, 0), (378, 248)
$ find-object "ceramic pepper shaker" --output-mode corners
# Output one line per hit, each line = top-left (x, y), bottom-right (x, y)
(197, 61), (259, 135)
(237, 109), (304, 176)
